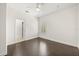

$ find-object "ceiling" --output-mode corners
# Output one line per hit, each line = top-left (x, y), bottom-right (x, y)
(7, 3), (78, 17)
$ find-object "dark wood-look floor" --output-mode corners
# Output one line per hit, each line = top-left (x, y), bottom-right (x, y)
(6, 37), (79, 56)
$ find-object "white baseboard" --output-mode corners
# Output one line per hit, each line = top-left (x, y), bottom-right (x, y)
(7, 35), (38, 45)
(39, 35), (77, 48)
(7, 34), (78, 48)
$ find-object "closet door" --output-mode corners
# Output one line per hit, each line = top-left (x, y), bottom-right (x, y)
(16, 19), (23, 41)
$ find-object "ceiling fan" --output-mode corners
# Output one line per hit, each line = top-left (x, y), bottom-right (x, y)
(25, 3), (44, 13)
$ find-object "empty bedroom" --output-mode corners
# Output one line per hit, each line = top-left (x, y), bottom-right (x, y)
(0, 3), (79, 56)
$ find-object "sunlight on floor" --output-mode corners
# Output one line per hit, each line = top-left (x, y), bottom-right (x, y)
(39, 41), (48, 56)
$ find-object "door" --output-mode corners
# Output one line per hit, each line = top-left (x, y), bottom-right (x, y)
(15, 19), (23, 41)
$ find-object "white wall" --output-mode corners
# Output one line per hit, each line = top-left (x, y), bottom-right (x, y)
(23, 15), (38, 39)
(39, 6), (77, 47)
(77, 5), (79, 48)
(0, 3), (7, 55)
(6, 4), (38, 45)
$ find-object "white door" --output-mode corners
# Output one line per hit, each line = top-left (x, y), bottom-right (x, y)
(16, 19), (23, 41)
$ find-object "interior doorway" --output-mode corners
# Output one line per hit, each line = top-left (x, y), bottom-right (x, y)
(15, 19), (24, 42)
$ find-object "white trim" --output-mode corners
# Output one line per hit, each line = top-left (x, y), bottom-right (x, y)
(7, 35), (37, 45)
(7, 34), (78, 48)
(39, 35), (77, 47)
